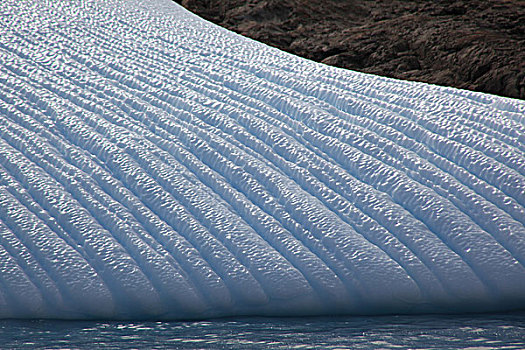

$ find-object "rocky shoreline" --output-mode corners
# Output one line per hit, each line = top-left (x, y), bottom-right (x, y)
(176, 0), (524, 99)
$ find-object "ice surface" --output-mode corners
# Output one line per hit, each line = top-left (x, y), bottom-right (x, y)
(0, 0), (524, 319)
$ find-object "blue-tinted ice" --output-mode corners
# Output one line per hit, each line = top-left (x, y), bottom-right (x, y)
(0, 0), (524, 319)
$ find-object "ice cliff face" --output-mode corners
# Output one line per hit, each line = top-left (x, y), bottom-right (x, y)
(0, 0), (524, 319)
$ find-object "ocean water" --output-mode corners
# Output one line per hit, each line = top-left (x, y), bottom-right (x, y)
(0, 313), (523, 349)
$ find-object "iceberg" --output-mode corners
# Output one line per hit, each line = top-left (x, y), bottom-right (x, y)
(0, 0), (524, 319)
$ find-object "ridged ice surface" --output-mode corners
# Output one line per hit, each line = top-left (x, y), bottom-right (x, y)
(0, 0), (524, 320)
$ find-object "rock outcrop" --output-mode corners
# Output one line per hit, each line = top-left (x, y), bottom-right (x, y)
(177, 0), (525, 99)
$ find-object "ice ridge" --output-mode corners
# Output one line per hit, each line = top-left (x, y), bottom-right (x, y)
(0, 0), (524, 319)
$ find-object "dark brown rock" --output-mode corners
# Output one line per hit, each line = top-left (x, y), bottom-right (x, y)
(175, 0), (525, 99)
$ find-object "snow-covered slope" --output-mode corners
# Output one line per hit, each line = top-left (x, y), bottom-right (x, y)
(0, 0), (524, 319)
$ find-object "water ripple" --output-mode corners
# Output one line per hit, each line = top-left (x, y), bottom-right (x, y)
(1, 313), (524, 349)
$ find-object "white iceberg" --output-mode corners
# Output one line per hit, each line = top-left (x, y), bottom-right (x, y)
(0, 0), (523, 319)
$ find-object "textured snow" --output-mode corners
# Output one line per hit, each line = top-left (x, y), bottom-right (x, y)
(0, 0), (524, 319)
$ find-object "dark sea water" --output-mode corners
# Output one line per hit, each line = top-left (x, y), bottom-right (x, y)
(1, 313), (524, 349)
